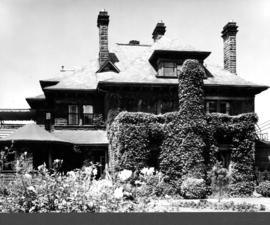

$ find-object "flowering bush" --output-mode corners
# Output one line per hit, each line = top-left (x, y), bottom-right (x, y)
(118, 169), (132, 182)
(180, 177), (207, 199)
(0, 160), (179, 212)
(256, 181), (270, 197)
(0, 158), (134, 212)
(132, 167), (175, 198)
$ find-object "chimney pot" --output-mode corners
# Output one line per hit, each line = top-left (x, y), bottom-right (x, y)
(97, 10), (109, 27)
(129, 40), (140, 45)
(221, 22), (238, 74)
(152, 21), (166, 42)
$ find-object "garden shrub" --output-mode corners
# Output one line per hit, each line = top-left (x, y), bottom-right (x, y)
(180, 177), (207, 199)
(256, 181), (270, 197)
(228, 181), (255, 197)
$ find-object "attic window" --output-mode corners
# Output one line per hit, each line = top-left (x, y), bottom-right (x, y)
(158, 62), (177, 77)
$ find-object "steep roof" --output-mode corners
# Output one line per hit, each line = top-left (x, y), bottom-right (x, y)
(36, 37), (267, 92)
(0, 123), (70, 144)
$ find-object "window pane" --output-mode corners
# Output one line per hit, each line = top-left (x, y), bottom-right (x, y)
(68, 114), (79, 125)
(68, 105), (79, 125)
(157, 62), (177, 77)
(220, 102), (230, 114)
(69, 105), (78, 113)
(207, 101), (217, 113)
(163, 62), (175, 68)
(83, 105), (93, 125)
(220, 102), (226, 114)
(83, 105), (93, 114)
(83, 114), (93, 125)
(163, 67), (176, 76)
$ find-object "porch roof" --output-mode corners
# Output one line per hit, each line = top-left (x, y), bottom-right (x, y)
(52, 129), (108, 146)
(0, 123), (70, 144)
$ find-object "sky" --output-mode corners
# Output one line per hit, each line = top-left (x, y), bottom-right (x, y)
(0, 0), (270, 130)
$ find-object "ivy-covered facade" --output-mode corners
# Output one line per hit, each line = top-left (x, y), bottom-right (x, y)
(0, 11), (268, 179)
(108, 60), (259, 195)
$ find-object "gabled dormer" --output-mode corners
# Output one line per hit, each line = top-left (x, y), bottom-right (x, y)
(149, 22), (211, 78)
(96, 60), (120, 73)
(149, 49), (211, 78)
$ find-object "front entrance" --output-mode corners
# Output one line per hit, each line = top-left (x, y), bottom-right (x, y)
(217, 144), (231, 169)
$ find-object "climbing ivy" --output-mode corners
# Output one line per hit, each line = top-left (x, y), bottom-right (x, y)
(108, 59), (258, 196)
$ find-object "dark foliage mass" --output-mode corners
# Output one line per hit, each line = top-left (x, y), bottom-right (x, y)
(256, 181), (270, 197)
(108, 59), (257, 197)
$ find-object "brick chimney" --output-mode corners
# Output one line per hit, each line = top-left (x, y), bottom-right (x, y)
(97, 10), (110, 67)
(221, 21), (238, 74)
(152, 21), (166, 42)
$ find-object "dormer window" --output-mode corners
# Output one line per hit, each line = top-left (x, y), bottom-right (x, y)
(158, 62), (177, 77)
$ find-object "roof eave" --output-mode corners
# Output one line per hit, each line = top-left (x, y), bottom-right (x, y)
(98, 81), (269, 93)
(44, 88), (98, 92)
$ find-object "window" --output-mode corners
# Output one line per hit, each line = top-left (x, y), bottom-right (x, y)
(83, 105), (93, 125)
(206, 101), (230, 114)
(206, 101), (217, 113)
(158, 62), (177, 77)
(68, 105), (79, 125)
(220, 101), (230, 114)
(161, 100), (178, 113)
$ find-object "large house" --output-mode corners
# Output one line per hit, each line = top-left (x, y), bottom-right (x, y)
(0, 11), (269, 175)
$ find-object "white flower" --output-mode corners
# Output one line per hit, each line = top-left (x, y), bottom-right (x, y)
(93, 168), (98, 176)
(114, 187), (124, 199)
(67, 171), (76, 178)
(23, 174), (32, 180)
(24, 152), (27, 156)
(141, 167), (155, 176)
(27, 186), (36, 193)
(118, 169), (132, 181)
(134, 180), (143, 185)
(38, 164), (46, 171)
(84, 167), (92, 175)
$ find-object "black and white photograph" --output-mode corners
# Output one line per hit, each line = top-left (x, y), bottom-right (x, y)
(0, 0), (270, 216)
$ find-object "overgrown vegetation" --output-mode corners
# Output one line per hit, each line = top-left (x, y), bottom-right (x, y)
(0, 155), (267, 212)
(108, 59), (258, 197)
(256, 181), (270, 197)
